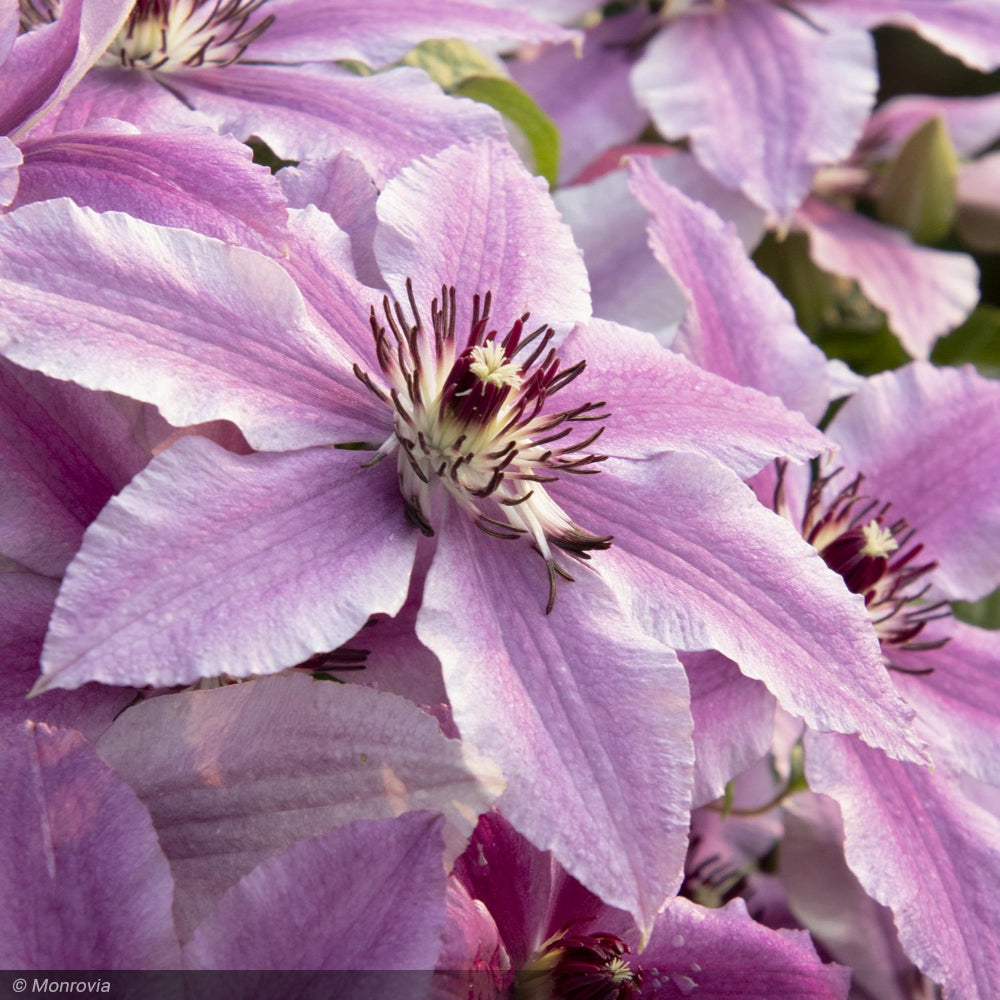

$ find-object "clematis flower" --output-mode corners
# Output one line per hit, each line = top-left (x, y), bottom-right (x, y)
(0, 139), (927, 930)
(436, 810), (851, 999)
(13, 0), (570, 182)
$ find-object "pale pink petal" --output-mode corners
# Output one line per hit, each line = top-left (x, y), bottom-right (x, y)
(0, 722), (180, 969)
(0, 136), (20, 207)
(245, 0), (574, 65)
(184, 813), (447, 971)
(96, 673), (503, 939)
(639, 897), (850, 999)
(374, 140), (591, 339)
(509, 12), (650, 184)
(0, 2), (16, 62)
(418, 506), (694, 935)
(632, 0), (876, 219)
(560, 454), (927, 764)
(859, 92), (1000, 161)
(169, 63), (506, 185)
(817, 0), (1000, 71)
(629, 158), (831, 421)
(826, 362), (1000, 600)
(683, 650), (776, 808)
(0, 198), (385, 450)
(13, 127), (289, 253)
(555, 318), (828, 476)
(806, 731), (1000, 998)
(781, 793), (917, 1000)
(38, 436), (418, 692)
(957, 151), (1000, 252)
(796, 197), (979, 359)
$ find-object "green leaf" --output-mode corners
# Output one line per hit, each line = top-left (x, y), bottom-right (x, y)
(876, 115), (959, 244)
(402, 39), (504, 90)
(953, 587), (1000, 631)
(453, 75), (560, 188)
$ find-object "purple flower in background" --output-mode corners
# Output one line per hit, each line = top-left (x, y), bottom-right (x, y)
(0, 138), (929, 930)
(12, 0), (569, 181)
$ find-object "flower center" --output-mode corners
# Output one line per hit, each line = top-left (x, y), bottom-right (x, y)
(517, 930), (642, 1000)
(777, 463), (951, 670)
(354, 281), (613, 613)
(96, 0), (274, 71)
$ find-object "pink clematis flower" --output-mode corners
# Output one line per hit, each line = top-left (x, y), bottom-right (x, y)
(12, 0), (570, 182)
(0, 139), (926, 931)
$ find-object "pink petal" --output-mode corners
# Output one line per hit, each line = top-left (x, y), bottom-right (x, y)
(628, 158), (831, 421)
(0, 136), (20, 207)
(169, 63), (507, 185)
(560, 454), (927, 764)
(632, 0), (876, 219)
(418, 507), (694, 935)
(957, 151), (1000, 252)
(0, 722), (180, 969)
(826, 362), (1000, 600)
(0, 198), (385, 450)
(806, 730), (1000, 997)
(38, 436), (418, 691)
(374, 140), (591, 340)
(245, 0), (574, 65)
(184, 813), (448, 971)
(555, 318), (828, 476)
(96, 674), (503, 939)
(796, 198), (979, 359)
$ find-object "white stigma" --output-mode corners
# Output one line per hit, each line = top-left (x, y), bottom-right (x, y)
(468, 342), (523, 389)
(861, 520), (899, 558)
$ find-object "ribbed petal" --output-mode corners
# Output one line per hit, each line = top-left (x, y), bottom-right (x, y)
(37, 436), (417, 692)
(184, 813), (447, 972)
(560, 454), (928, 764)
(826, 362), (1000, 600)
(0, 198), (385, 450)
(628, 157), (830, 421)
(806, 731), (1000, 999)
(374, 140), (591, 340)
(796, 198), (979, 359)
(97, 674), (503, 939)
(0, 722), (180, 969)
(632, 0), (875, 219)
(418, 506), (694, 936)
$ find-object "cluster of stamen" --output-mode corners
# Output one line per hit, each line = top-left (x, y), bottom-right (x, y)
(354, 281), (612, 613)
(777, 463), (951, 672)
(518, 929), (642, 1000)
(93, 0), (274, 71)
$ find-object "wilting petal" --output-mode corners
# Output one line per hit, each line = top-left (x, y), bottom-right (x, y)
(891, 621), (1000, 785)
(632, 0), (875, 219)
(375, 140), (591, 338)
(781, 794), (917, 1000)
(184, 813), (448, 972)
(244, 0), (574, 65)
(0, 199), (385, 449)
(0, 722), (180, 969)
(436, 879), (509, 990)
(418, 507), (694, 935)
(806, 730), (1000, 998)
(629, 158), (830, 421)
(555, 319), (828, 476)
(510, 12), (650, 184)
(0, 359), (154, 576)
(796, 198), (979, 359)
(639, 896), (849, 999)
(12, 127), (289, 253)
(817, 0), (1000, 71)
(169, 63), (506, 185)
(826, 362), (1000, 600)
(683, 650), (776, 808)
(97, 674), (503, 938)
(38, 436), (418, 692)
(561, 454), (927, 764)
